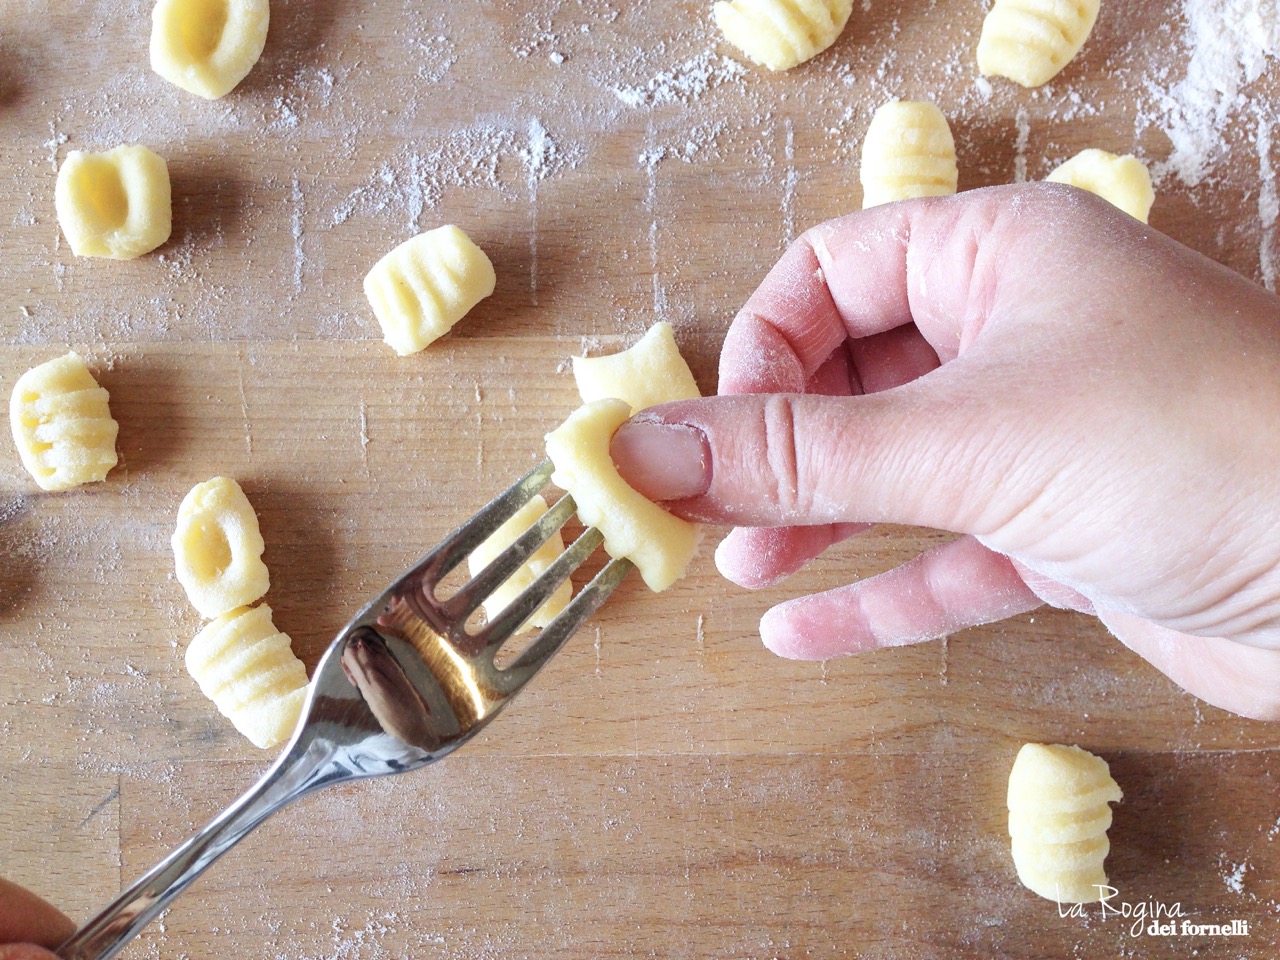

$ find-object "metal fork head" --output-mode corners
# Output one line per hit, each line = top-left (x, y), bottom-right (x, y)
(287, 459), (632, 781)
(52, 462), (635, 960)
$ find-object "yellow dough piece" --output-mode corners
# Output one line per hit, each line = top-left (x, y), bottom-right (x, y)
(186, 603), (308, 749)
(9, 353), (118, 492)
(150, 0), (270, 100)
(859, 101), (958, 209)
(545, 399), (699, 592)
(1046, 149), (1155, 223)
(572, 322), (701, 414)
(364, 225), (497, 356)
(713, 0), (854, 71)
(55, 146), (172, 260)
(977, 0), (1101, 88)
(1007, 743), (1123, 903)
(172, 476), (270, 619)
(467, 495), (573, 631)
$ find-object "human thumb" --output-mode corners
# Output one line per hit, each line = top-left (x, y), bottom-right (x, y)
(610, 386), (996, 531)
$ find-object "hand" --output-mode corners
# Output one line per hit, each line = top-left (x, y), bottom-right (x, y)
(611, 183), (1280, 721)
(0, 877), (74, 960)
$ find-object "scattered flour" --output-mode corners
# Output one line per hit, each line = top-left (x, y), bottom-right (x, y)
(1150, 0), (1280, 185)
(1258, 116), (1277, 291)
(781, 118), (797, 244)
(413, 34), (457, 84)
(291, 176), (305, 297)
(1223, 859), (1249, 894)
(330, 139), (501, 231)
(610, 51), (746, 108)
(1013, 106), (1030, 183)
(520, 117), (556, 305)
(331, 119), (578, 232)
(42, 123), (68, 172)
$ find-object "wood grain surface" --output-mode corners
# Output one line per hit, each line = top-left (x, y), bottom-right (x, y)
(2, 1), (1278, 958)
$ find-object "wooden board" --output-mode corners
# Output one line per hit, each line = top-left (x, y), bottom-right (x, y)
(1, 1), (1278, 957)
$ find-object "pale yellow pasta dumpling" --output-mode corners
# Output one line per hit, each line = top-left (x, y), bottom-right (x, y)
(468, 495), (573, 632)
(151, 0), (270, 100)
(55, 146), (171, 260)
(572, 321), (701, 414)
(186, 603), (308, 749)
(9, 353), (118, 492)
(173, 476), (270, 619)
(1046, 149), (1155, 223)
(364, 225), (497, 356)
(714, 0), (854, 71)
(859, 101), (958, 209)
(977, 0), (1101, 88)
(545, 399), (700, 592)
(1007, 743), (1122, 903)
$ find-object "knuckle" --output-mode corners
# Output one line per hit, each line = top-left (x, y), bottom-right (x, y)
(761, 395), (804, 518)
(1015, 179), (1127, 228)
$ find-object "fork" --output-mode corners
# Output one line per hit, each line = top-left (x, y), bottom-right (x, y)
(57, 459), (632, 960)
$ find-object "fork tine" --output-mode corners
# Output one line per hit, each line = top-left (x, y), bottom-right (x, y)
(415, 458), (554, 592)
(498, 554), (634, 684)
(470, 524), (604, 647)
(439, 492), (579, 623)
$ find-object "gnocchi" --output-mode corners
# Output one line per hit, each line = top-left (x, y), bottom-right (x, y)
(572, 321), (701, 413)
(172, 476), (270, 619)
(364, 225), (497, 356)
(55, 146), (172, 260)
(1007, 743), (1123, 903)
(467, 494), (573, 631)
(9, 353), (118, 492)
(1046, 149), (1155, 223)
(977, 0), (1101, 88)
(186, 603), (308, 749)
(713, 0), (854, 71)
(545, 399), (699, 592)
(859, 101), (958, 209)
(151, 0), (271, 100)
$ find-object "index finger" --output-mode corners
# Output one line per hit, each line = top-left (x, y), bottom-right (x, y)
(0, 879), (75, 949)
(717, 186), (1021, 396)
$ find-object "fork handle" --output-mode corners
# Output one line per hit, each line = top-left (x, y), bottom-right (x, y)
(57, 737), (333, 960)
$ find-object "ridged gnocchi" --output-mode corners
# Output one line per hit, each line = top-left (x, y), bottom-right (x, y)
(859, 101), (958, 208)
(713, 0), (854, 71)
(977, 0), (1101, 88)
(1046, 149), (1155, 223)
(467, 495), (573, 631)
(545, 399), (700, 592)
(151, 0), (271, 100)
(55, 146), (172, 260)
(572, 322), (701, 414)
(172, 476), (270, 619)
(186, 603), (308, 749)
(1008, 743), (1123, 903)
(9, 353), (118, 492)
(364, 225), (497, 356)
